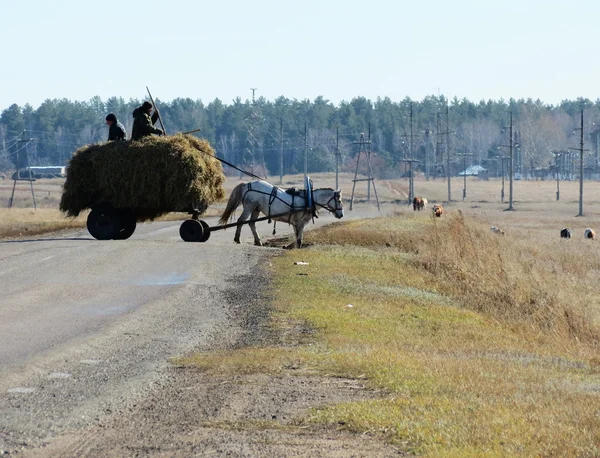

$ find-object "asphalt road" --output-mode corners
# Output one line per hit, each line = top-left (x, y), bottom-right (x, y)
(0, 205), (386, 455)
(0, 216), (277, 453)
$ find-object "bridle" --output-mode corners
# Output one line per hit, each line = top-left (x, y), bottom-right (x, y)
(314, 190), (342, 215)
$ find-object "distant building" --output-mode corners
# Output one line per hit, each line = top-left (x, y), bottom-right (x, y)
(458, 165), (487, 176)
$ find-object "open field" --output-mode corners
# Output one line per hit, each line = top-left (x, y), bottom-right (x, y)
(181, 201), (600, 456)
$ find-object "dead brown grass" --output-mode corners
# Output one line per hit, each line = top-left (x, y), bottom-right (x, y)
(307, 214), (600, 347)
(0, 208), (86, 238)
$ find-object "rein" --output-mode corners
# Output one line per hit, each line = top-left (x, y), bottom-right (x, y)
(239, 184), (340, 235)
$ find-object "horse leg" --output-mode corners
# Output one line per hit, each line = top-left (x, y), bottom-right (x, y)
(234, 207), (252, 244)
(249, 209), (262, 246)
(295, 223), (305, 248)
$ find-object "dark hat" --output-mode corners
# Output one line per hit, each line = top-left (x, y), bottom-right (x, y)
(141, 101), (153, 110)
(105, 113), (117, 122)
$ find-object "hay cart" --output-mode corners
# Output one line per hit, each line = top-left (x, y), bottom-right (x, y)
(61, 135), (225, 240)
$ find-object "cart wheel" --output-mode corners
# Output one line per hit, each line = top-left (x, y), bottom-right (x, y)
(198, 220), (211, 242)
(87, 205), (121, 240)
(180, 219), (204, 242)
(115, 209), (137, 240)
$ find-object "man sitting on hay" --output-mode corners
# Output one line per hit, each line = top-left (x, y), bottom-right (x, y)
(132, 101), (164, 140)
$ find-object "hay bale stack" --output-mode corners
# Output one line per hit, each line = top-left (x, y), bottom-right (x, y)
(60, 134), (225, 221)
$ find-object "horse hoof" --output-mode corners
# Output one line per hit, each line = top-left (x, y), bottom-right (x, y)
(234, 240), (240, 244)
(254, 242), (263, 247)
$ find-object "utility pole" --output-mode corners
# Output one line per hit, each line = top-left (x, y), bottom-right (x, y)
(335, 125), (340, 190)
(410, 102), (414, 170)
(400, 103), (419, 203)
(399, 158), (420, 203)
(350, 131), (380, 211)
(501, 157), (507, 203)
(409, 104), (414, 202)
(499, 112), (516, 210)
(508, 111), (514, 210)
(9, 130), (37, 209)
(515, 129), (522, 177)
(554, 151), (561, 201)
(579, 109), (584, 217)
(435, 112), (442, 180)
(367, 123), (372, 200)
(279, 117), (284, 184)
(570, 109), (586, 216)
(457, 152), (473, 200)
(445, 105), (452, 203)
(243, 88), (267, 179)
(424, 128), (430, 181)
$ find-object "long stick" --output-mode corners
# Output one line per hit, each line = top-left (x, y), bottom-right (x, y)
(146, 86), (166, 135)
(182, 128), (202, 135)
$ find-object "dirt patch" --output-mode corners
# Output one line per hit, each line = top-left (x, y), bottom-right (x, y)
(31, 371), (402, 457)
(22, 251), (403, 457)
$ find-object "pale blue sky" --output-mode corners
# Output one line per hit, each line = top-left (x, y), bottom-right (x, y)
(1, 0), (598, 109)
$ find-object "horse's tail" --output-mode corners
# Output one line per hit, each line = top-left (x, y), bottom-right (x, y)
(219, 182), (246, 224)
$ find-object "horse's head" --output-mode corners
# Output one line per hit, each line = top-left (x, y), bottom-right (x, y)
(314, 188), (344, 219)
(333, 190), (344, 219)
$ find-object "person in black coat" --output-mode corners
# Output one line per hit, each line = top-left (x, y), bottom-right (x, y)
(131, 101), (163, 140)
(105, 113), (127, 141)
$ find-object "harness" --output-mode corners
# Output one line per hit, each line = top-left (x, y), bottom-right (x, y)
(238, 178), (338, 235)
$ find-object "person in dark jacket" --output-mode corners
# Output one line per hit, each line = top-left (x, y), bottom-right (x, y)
(131, 101), (164, 141)
(105, 113), (127, 141)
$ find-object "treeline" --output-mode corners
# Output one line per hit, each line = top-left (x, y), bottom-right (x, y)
(1, 95), (599, 178)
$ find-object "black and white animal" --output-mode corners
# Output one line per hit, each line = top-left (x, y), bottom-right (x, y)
(560, 228), (571, 239)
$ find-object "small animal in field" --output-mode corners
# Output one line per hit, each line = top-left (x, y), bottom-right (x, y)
(412, 196), (427, 211)
(585, 228), (596, 240)
(560, 228), (571, 239)
(490, 226), (505, 235)
(432, 204), (444, 217)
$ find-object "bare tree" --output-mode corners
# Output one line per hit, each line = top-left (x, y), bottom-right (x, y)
(456, 118), (499, 165)
(519, 106), (567, 177)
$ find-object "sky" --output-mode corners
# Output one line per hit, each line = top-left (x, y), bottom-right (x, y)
(1, 0), (599, 110)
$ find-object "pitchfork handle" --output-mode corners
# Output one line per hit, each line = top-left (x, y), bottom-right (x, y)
(146, 86), (167, 135)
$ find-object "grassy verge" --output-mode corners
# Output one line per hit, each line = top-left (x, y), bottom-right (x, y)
(0, 208), (87, 238)
(179, 214), (600, 456)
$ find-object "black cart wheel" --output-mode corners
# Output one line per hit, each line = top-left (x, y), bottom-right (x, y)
(198, 220), (211, 242)
(115, 209), (137, 240)
(87, 205), (121, 240)
(180, 219), (204, 242)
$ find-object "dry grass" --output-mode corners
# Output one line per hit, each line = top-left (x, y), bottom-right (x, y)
(181, 210), (600, 456)
(307, 215), (600, 346)
(0, 208), (87, 238)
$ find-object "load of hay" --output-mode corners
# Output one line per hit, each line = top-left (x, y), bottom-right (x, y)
(60, 134), (225, 221)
